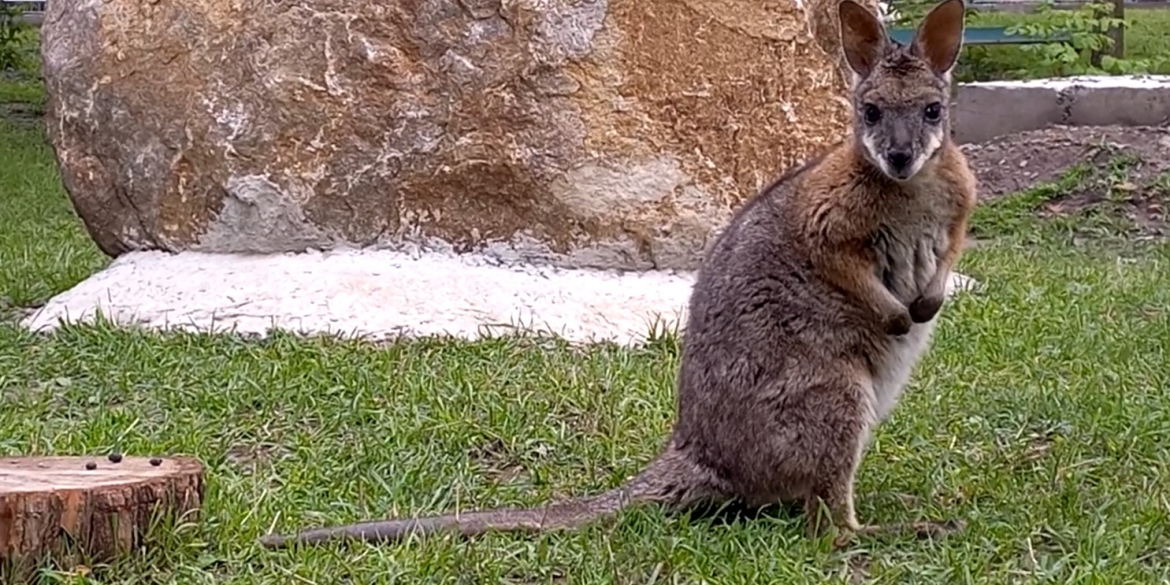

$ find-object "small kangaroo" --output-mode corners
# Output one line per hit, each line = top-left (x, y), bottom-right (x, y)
(260, 0), (977, 549)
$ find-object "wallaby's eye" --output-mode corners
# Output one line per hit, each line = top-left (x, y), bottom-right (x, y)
(863, 104), (882, 126)
(924, 102), (942, 122)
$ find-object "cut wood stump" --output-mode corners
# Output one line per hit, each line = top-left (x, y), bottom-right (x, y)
(0, 455), (205, 582)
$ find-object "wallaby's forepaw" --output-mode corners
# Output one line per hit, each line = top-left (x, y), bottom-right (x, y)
(883, 308), (914, 336)
(908, 293), (945, 324)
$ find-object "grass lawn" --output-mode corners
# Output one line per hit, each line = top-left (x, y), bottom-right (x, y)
(4, 26), (1170, 585)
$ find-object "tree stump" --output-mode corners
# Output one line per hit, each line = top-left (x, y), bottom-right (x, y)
(0, 455), (205, 583)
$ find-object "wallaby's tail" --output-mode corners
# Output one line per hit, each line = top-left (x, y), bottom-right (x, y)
(259, 448), (709, 548)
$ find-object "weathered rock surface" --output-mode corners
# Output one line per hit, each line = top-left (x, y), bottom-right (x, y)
(42, 0), (873, 270)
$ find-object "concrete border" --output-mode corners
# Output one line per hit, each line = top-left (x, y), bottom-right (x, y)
(15, 12), (43, 26)
(19, 249), (981, 348)
(3, 0), (44, 25)
(952, 75), (1170, 144)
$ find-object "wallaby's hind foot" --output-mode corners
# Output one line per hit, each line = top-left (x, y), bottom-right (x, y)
(832, 519), (967, 548)
(858, 518), (967, 539)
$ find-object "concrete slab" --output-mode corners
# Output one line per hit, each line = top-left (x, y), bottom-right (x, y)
(953, 75), (1170, 144)
(20, 249), (980, 347)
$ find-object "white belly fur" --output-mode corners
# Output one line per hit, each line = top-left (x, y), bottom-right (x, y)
(869, 226), (948, 422)
(872, 315), (939, 421)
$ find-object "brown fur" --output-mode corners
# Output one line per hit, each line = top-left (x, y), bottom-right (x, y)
(259, 0), (977, 549)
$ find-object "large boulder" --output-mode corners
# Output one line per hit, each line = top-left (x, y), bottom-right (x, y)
(41, 0), (873, 270)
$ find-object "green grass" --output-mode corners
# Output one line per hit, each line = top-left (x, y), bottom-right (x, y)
(0, 25), (43, 106)
(4, 29), (1170, 585)
(0, 123), (105, 313)
(0, 75), (43, 105)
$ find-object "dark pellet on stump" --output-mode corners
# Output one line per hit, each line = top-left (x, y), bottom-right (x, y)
(85, 462), (97, 470)
(108, 452), (123, 463)
(150, 458), (163, 466)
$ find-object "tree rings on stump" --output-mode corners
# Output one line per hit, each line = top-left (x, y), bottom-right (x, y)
(0, 455), (205, 583)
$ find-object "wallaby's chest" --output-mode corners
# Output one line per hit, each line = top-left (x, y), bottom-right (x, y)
(870, 196), (952, 305)
(866, 200), (952, 421)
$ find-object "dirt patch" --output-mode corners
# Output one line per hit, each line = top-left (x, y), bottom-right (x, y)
(469, 438), (529, 485)
(225, 442), (290, 473)
(962, 125), (1170, 237)
(963, 125), (1170, 199)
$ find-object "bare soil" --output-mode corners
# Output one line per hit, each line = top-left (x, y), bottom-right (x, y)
(962, 125), (1170, 236)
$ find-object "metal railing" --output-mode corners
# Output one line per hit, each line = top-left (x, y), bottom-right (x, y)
(3, 0), (45, 27)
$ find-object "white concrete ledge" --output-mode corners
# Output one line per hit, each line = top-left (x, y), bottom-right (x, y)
(21, 249), (979, 347)
(962, 74), (1170, 90)
(953, 75), (1170, 144)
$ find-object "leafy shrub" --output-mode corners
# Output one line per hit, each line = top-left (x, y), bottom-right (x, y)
(1005, 0), (1162, 76)
(886, 0), (1170, 81)
(0, 2), (31, 72)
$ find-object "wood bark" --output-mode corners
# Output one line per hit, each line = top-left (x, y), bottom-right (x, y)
(0, 455), (205, 583)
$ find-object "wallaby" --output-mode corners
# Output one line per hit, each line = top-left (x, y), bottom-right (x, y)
(259, 0), (977, 549)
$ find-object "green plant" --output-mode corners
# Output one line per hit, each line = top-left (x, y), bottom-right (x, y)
(884, 0), (935, 27)
(1006, 0), (1154, 76)
(0, 2), (32, 72)
(889, 2), (1170, 80)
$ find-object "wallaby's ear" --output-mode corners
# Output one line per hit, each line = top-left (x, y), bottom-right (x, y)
(912, 0), (966, 76)
(838, 0), (888, 79)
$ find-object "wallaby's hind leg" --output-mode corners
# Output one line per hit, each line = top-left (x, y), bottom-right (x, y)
(784, 377), (966, 547)
(801, 432), (866, 542)
(759, 377), (871, 541)
(802, 459), (965, 548)
(803, 484), (861, 541)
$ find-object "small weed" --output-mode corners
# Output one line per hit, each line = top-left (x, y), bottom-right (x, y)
(973, 149), (1170, 250)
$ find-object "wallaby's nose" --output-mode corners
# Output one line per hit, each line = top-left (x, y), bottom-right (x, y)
(886, 150), (912, 171)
